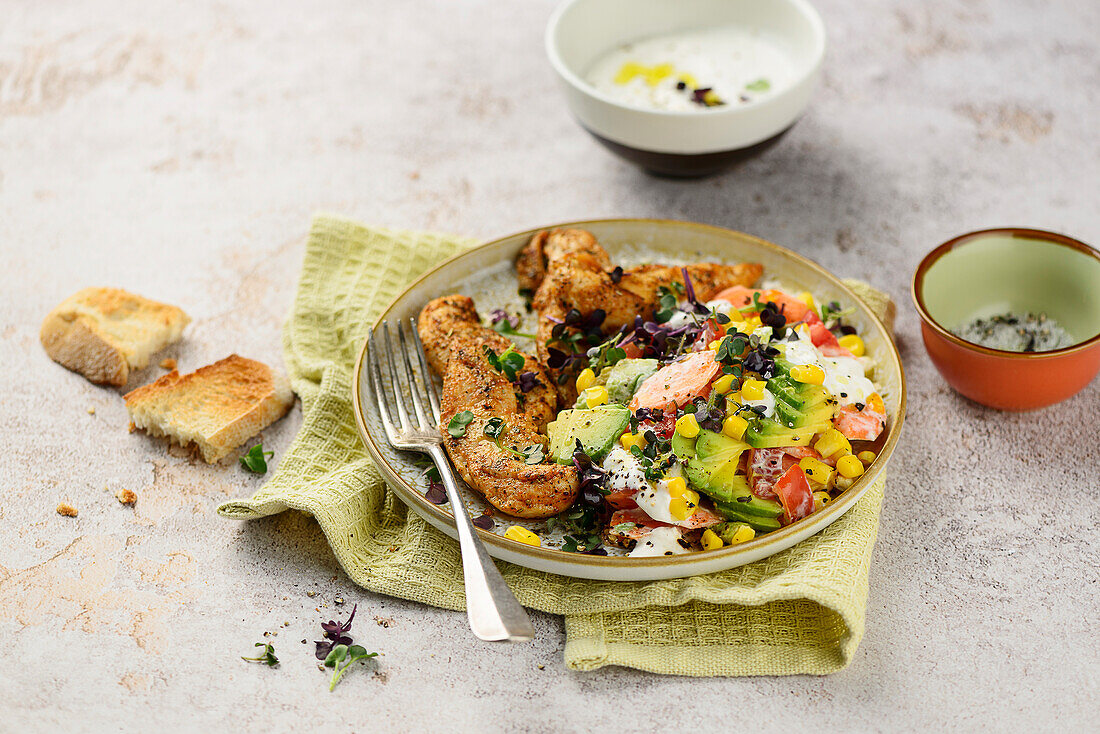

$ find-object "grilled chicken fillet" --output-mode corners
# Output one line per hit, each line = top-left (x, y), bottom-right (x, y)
(418, 295), (577, 518)
(517, 228), (765, 402)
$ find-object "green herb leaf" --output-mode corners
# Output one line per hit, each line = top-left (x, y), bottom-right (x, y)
(745, 78), (771, 92)
(521, 444), (545, 465)
(324, 644), (349, 667)
(239, 444), (274, 474)
(483, 417), (506, 440)
(446, 411), (474, 437)
(654, 286), (680, 324)
(241, 641), (279, 666)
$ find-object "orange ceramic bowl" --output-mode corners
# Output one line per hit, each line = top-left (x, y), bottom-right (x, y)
(912, 228), (1100, 411)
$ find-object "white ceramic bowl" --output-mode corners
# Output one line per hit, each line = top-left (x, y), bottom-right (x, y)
(546, 0), (826, 176)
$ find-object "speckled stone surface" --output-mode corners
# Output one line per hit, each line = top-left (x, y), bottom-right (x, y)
(1, 0), (1097, 731)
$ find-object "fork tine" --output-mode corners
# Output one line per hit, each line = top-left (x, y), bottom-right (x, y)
(367, 329), (398, 440)
(397, 321), (432, 430)
(381, 321), (411, 431)
(410, 318), (442, 425)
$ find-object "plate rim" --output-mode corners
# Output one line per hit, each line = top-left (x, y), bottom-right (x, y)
(351, 217), (907, 578)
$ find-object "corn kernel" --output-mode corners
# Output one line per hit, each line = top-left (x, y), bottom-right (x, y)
(620, 432), (643, 450)
(838, 333), (865, 357)
(741, 316), (761, 332)
(727, 391), (742, 405)
(858, 450), (877, 464)
(726, 320), (746, 335)
(837, 454), (865, 478)
(701, 528), (723, 550)
(668, 496), (697, 521)
(678, 72), (698, 87)
(702, 89), (722, 105)
(722, 414), (749, 440)
(790, 364), (826, 385)
(504, 525), (541, 546)
(675, 413), (700, 438)
(665, 476), (688, 497)
(709, 339), (723, 351)
(814, 428), (851, 459)
(583, 385), (609, 408)
(730, 525), (756, 544)
(799, 457), (835, 485)
(834, 475), (855, 490)
(867, 393), (885, 414)
(712, 374), (736, 394)
(741, 379), (766, 400)
(813, 491), (831, 512)
(797, 291), (817, 313)
(575, 367), (595, 392)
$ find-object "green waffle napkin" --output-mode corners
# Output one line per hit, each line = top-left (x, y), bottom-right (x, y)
(218, 214), (890, 676)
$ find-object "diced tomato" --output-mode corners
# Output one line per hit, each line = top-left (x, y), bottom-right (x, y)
(804, 312), (854, 357)
(620, 342), (644, 360)
(833, 403), (886, 442)
(605, 487), (638, 510)
(774, 465), (815, 523)
(629, 350), (720, 411)
(748, 446), (825, 498)
(692, 318), (725, 351)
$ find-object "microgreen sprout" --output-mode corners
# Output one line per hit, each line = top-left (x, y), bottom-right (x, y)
(324, 644), (379, 691)
(483, 345), (526, 382)
(446, 411), (474, 437)
(239, 444), (274, 474)
(242, 642), (279, 666)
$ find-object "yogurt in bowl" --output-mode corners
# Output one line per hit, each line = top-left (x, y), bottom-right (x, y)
(546, 0), (825, 176)
(585, 25), (796, 112)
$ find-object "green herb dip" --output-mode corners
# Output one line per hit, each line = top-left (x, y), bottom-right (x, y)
(953, 312), (1075, 352)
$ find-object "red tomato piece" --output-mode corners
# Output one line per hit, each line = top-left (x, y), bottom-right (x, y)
(774, 465), (815, 523)
(833, 403), (886, 441)
(619, 342), (644, 360)
(748, 447), (825, 498)
(803, 312), (854, 357)
(629, 350), (720, 411)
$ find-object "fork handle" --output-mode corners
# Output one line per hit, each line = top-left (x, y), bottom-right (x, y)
(428, 444), (535, 642)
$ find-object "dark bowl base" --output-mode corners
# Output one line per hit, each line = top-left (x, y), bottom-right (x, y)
(585, 125), (794, 177)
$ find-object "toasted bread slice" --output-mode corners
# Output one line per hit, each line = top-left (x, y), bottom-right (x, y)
(124, 355), (294, 462)
(41, 288), (190, 386)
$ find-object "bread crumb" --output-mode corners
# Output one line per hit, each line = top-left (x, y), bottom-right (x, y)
(160, 358), (177, 370)
(87, 406), (96, 415)
(116, 489), (137, 505)
(56, 503), (78, 517)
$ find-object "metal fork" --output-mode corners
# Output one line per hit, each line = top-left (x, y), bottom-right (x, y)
(367, 319), (535, 642)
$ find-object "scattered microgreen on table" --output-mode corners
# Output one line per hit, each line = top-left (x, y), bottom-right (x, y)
(241, 642), (279, 666)
(324, 644), (379, 691)
(239, 444), (274, 473)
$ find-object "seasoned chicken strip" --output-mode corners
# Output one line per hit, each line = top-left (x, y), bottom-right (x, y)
(418, 295), (576, 518)
(518, 228), (764, 402)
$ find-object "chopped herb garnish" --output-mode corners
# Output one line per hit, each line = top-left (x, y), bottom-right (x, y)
(483, 417), (506, 440)
(239, 444), (274, 474)
(241, 642), (279, 667)
(446, 410), (474, 437)
(745, 78), (771, 92)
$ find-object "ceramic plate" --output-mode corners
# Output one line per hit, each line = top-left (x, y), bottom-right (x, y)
(352, 219), (906, 580)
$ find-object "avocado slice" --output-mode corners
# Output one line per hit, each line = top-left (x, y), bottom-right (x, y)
(671, 431), (697, 461)
(604, 358), (659, 404)
(547, 405), (630, 464)
(684, 462), (782, 517)
(714, 503), (783, 532)
(744, 418), (822, 449)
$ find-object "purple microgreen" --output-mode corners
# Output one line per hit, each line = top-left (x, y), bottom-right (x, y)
(425, 483), (448, 505)
(315, 604), (357, 660)
(515, 371), (540, 393)
(472, 514), (494, 530)
(489, 309), (519, 329)
(609, 266), (623, 284)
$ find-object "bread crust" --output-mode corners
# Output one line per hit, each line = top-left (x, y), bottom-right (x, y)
(40, 287), (190, 386)
(124, 354), (294, 462)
